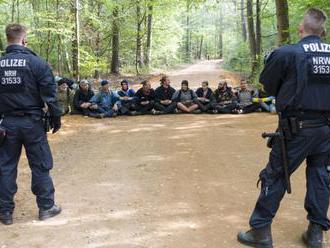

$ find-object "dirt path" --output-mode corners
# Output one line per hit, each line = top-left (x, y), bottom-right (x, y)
(0, 60), (328, 248)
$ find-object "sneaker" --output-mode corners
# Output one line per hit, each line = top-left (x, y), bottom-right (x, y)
(39, 205), (62, 221)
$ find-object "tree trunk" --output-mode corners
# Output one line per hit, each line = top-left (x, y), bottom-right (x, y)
(185, 0), (191, 62)
(255, 0), (261, 55)
(275, 0), (290, 45)
(198, 35), (203, 60)
(11, 0), (15, 22)
(135, 1), (144, 74)
(94, 2), (101, 78)
(71, 0), (80, 80)
(241, 0), (247, 42)
(219, 3), (224, 59)
(56, 0), (62, 74)
(246, 0), (258, 79)
(145, 3), (153, 68)
(110, 6), (120, 75)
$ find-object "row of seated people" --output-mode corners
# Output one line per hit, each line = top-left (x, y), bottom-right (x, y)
(56, 76), (276, 118)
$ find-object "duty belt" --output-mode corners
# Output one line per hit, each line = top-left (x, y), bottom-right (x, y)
(1, 111), (36, 117)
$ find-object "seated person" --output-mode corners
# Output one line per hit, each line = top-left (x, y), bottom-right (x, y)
(213, 80), (239, 114)
(73, 79), (95, 116)
(56, 77), (77, 90)
(195, 81), (215, 113)
(236, 79), (260, 114)
(117, 80), (137, 115)
(154, 76), (177, 114)
(56, 79), (75, 115)
(135, 80), (156, 115)
(89, 80), (119, 118)
(253, 89), (276, 114)
(172, 80), (199, 113)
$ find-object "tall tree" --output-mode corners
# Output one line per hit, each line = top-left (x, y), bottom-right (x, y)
(275, 0), (290, 45)
(246, 0), (258, 79)
(110, 5), (120, 75)
(255, 0), (261, 55)
(71, 0), (80, 80)
(135, 0), (144, 74)
(185, 0), (192, 62)
(240, 0), (247, 42)
(145, 0), (153, 68)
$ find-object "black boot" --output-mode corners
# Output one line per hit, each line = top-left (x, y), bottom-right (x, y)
(302, 223), (323, 248)
(237, 226), (273, 248)
(39, 205), (62, 221)
(0, 212), (13, 225)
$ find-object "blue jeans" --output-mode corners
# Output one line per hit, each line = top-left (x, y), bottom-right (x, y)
(0, 116), (55, 213)
(260, 102), (276, 113)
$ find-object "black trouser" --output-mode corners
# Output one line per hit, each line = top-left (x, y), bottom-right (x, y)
(119, 102), (136, 115)
(250, 125), (330, 230)
(154, 102), (177, 114)
(72, 107), (92, 116)
(0, 116), (55, 213)
(241, 103), (260, 114)
(213, 102), (238, 114)
(136, 101), (155, 114)
(197, 101), (213, 112)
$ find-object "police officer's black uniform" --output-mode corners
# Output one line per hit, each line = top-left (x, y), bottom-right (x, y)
(238, 35), (330, 248)
(0, 44), (62, 225)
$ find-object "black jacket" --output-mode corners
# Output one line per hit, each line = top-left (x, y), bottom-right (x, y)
(135, 88), (155, 103)
(260, 35), (330, 113)
(0, 45), (58, 115)
(155, 85), (176, 102)
(73, 86), (94, 110)
(196, 87), (214, 100)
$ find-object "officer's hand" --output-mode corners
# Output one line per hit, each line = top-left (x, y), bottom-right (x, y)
(51, 116), (61, 134)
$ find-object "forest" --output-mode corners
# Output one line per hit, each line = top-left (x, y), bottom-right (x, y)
(0, 0), (329, 83)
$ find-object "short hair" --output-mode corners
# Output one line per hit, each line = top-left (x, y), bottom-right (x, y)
(181, 80), (189, 86)
(5, 24), (27, 43)
(141, 80), (149, 86)
(121, 79), (129, 85)
(202, 81), (209, 86)
(160, 76), (169, 83)
(303, 8), (327, 36)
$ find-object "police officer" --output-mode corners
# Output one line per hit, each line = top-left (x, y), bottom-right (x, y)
(0, 24), (61, 225)
(237, 8), (330, 248)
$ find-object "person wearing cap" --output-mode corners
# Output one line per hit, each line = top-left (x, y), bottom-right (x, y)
(154, 76), (177, 114)
(213, 80), (239, 114)
(56, 79), (75, 115)
(172, 80), (199, 113)
(117, 80), (137, 115)
(135, 80), (156, 115)
(195, 81), (215, 113)
(89, 80), (119, 118)
(72, 79), (95, 116)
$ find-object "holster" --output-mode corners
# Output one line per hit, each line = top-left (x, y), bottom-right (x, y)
(43, 112), (51, 133)
(279, 117), (299, 140)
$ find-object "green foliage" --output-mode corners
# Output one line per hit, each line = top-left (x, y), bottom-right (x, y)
(0, 0), (329, 79)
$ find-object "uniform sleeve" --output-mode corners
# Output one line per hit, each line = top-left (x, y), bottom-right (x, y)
(35, 60), (63, 116)
(260, 49), (287, 96)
